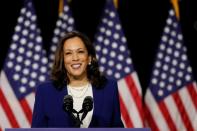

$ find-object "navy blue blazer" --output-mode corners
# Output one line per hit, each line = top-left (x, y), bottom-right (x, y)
(31, 79), (124, 127)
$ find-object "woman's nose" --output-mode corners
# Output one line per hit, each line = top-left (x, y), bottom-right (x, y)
(72, 53), (79, 60)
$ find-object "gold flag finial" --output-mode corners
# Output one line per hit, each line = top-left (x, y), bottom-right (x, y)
(113, 0), (118, 9)
(59, 0), (72, 14)
(171, 0), (180, 20)
(58, 0), (64, 14)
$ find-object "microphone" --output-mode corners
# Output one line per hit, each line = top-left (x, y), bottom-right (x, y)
(63, 95), (73, 113)
(81, 96), (93, 122)
(62, 95), (81, 127)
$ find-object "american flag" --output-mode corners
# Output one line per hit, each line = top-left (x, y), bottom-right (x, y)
(144, 7), (197, 131)
(93, 0), (144, 127)
(48, 0), (75, 68)
(0, 0), (49, 130)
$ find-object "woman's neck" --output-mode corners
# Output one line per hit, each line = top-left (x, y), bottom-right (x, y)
(68, 76), (89, 87)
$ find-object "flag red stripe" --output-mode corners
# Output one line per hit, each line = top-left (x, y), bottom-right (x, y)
(144, 104), (159, 131)
(20, 99), (32, 125)
(187, 83), (197, 110)
(0, 126), (2, 131)
(158, 100), (177, 131)
(0, 88), (19, 127)
(119, 95), (133, 127)
(173, 92), (194, 131)
(125, 75), (144, 125)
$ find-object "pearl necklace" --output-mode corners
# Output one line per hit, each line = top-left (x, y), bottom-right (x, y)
(68, 83), (90, 98)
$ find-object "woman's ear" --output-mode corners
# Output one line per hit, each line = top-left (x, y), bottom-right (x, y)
(88, 56), (92, 65)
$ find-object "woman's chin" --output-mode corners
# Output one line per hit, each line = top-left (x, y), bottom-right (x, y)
(70, 73), (85, 79)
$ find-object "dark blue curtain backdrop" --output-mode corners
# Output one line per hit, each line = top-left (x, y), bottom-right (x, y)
(1, 0), (197, 93)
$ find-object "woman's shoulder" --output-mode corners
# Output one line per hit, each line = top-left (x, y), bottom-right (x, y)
(35, 80), (56, 92)
(101, 78), (119, 98)
(104, 78), (118, 90)
(106, 78), (117, 84)
(36, 80), (54, 87)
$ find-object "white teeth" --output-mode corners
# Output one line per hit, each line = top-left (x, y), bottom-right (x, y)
(71, 64), (81, 69)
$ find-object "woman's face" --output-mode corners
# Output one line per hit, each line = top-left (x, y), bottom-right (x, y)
(63, 37), (91, 80)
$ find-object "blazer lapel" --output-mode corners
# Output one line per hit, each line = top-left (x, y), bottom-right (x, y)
(89, 86), (104, 127)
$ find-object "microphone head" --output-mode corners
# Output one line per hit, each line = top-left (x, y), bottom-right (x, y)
(82, 96), (93, 112)
(63, 95), (73, 112)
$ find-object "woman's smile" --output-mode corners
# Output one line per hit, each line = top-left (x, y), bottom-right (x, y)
(71, 63), (82, 69)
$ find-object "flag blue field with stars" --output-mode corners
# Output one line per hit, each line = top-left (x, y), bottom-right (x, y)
(0, 0), (49, 129)
(145, 7), (197, 131)
(93, 0), (144, 128)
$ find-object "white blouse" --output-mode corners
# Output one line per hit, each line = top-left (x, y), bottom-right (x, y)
(67, 83), (93, 128)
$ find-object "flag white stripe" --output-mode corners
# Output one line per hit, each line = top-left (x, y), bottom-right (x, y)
(120, 115), (126, 127)
(145, 89), (169, 131)
(132, 72), (142, 96)
(25, 92), (35, 111)
(0, 71), (30, 127)
(131, 73), (144, 124)
(0, 104), (11, 129)
(193, 82), (197, 92)
(118, 77), (143, 127)
(193, 108), (197, 130)
(193, 81), (197, 129)
(179, 86), (197, 130)
(192, 82), (197, 130)
(164, 94), (186, 131)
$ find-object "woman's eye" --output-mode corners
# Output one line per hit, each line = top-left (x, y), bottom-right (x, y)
(78, 50), (85, 53)
(65, 52), (71, 55)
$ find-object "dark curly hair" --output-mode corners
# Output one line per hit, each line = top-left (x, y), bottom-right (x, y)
(50, 31), (107, 90)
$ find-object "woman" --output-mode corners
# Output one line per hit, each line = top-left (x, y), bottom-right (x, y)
(31, 31), (124, 128)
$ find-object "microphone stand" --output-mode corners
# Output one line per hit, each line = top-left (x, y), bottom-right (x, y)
(70, 109), (82, 127)
(71, 109), (86, 127)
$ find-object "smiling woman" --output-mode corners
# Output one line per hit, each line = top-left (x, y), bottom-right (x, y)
(50, 31), (106, 89)
(63, 36), (91, 84)
(31, 31), (124, 128)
